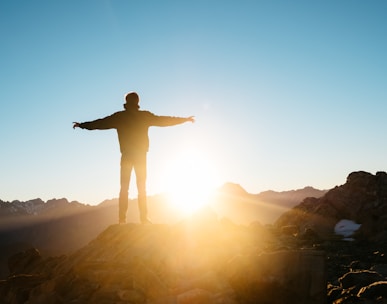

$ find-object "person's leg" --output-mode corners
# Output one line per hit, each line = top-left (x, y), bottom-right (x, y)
(119, 155), (133, 224)
(134, 153), (150, 223)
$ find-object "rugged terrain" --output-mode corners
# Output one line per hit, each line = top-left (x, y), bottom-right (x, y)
(0, 186), (325, 279)
(1, 172), (387, 303)
(0, 216), (326, 304)
(276, 171), (387, 303)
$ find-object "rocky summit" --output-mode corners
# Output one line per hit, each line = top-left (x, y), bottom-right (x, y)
(0, 210), (327, 304)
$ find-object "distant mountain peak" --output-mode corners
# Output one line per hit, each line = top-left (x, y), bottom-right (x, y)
(218, 183), (249, 196)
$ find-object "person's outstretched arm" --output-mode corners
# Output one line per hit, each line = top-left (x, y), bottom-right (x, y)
(73, 113), (120, 130)
(150, 114), (195, 127)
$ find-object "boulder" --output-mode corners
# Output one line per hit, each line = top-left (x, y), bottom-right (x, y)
(357, 281), (387, 300)
(339, 270), (384, 294)
(225, 250), (326, 304)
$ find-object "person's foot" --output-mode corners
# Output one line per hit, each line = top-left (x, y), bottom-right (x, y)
(119, 219), (126, 225)
(141, 217), (152, 224)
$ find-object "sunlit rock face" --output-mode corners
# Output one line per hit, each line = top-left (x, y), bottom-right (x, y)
(0, 213), (327, 304)
(275, 171), (387, 242)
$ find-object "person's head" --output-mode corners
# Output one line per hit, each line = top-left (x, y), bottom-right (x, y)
(124, 92), (140, 110)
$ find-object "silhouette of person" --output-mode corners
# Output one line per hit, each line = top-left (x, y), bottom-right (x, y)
(73, 92), (195, 224)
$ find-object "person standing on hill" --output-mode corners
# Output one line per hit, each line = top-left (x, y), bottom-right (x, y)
(73, 92), (195, 224)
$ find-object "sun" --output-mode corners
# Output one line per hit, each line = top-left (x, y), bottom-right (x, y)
(162, 148), (221, 216)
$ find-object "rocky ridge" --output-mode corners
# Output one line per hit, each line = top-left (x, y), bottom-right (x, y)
(1, 214), (387, 303)
(275, 171), (387, 242)
(2, 172), (387, 303)
(275, 171), (387, 303)
(0, 212), (327, 304)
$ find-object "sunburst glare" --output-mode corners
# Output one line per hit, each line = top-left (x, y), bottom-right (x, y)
(162, 148), (221, 216)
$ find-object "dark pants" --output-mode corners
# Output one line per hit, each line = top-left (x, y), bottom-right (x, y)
(119, 152), (147, 222)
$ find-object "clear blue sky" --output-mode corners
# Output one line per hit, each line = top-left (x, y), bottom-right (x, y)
(1, 1), (386, 205)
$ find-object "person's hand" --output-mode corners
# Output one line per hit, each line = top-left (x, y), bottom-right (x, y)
(73, 122), (80, 129)
(187, 116), (195, 123)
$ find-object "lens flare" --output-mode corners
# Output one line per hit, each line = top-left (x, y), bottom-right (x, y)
(162, 148), (220, 216)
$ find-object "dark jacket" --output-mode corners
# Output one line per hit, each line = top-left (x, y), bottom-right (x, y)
(79, 110), (188, 154)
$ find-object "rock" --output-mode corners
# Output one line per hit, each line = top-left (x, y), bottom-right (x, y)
(371, 264), (387, 278)
(8, 248), (41, 275)
(327, 284), (342, 303)
(225, 250), (326, 304)
(339, 270), (384, 294)
(280, 225), (299, 236)
(0, 274), (47, 304)
(357, 281), (387, 300)
(300, 227), (321, 243)
(117, 288), (146, 303)
(177, 288), (213, 304)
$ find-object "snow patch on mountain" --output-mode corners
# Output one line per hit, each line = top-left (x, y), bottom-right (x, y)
(334, 219), (361, 241)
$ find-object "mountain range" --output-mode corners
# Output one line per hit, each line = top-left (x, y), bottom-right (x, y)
(1, 172), (387, 302)
(0, 184), (326, 279)
(0, 184), (325, 223)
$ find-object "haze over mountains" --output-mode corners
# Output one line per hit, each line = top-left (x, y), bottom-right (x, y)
(0, 184), (326, 279)
(0, 183), (326, 227)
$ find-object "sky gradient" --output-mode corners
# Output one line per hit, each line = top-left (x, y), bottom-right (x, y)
(1, 1), (386, 205)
